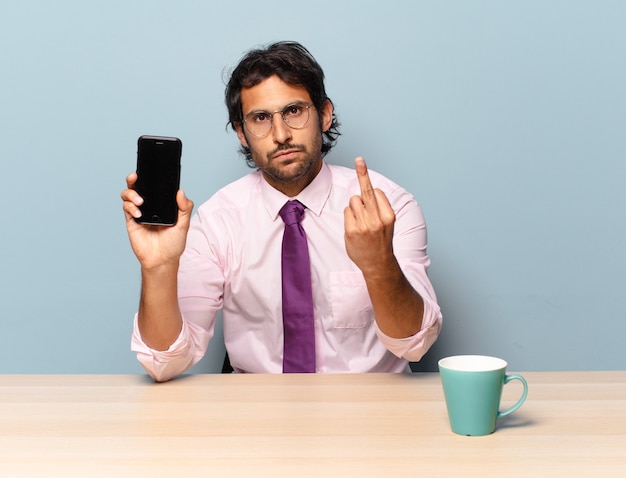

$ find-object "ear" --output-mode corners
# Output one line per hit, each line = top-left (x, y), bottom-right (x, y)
(234, 122), (249, 148)
(320, 99), (334, 132)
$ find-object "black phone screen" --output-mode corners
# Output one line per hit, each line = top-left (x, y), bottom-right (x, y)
(134, 135), (182, 226)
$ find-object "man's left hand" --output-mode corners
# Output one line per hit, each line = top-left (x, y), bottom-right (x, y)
(344, 157), (396, 276)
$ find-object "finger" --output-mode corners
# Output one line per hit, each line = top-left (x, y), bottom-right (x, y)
(121, 173), (143, 220)
(346, 194), (366, 221)
(354, 157), (377, 207)
(176, 189), (194, 216)
(122, 197), (142, 220)
(122, 173), (145, 205)
(126, 172), (138, 189)
(121, 187), (144, 207)
(374, 189), (396, 225)
(343, 205), (355, 230)
(343, 202), (367, 242)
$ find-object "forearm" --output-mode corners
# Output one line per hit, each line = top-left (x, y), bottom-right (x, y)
(363, 258), (424, 339)
(137, 263), (183, 351)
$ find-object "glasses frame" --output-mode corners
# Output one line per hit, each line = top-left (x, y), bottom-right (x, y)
(243, 102), (314, 138)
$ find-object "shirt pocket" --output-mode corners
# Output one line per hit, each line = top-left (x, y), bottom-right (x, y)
(329, 271), (373, 329)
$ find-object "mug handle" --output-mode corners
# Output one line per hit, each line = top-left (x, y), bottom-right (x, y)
(497, 374), (528, 418)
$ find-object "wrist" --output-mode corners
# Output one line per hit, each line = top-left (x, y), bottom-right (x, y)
(360, 256), (401, 283)
(141, 260), (179, 283)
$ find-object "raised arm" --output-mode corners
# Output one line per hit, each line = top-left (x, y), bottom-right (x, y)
(343, 157), (424, 338)
(121, 172), (194, 350)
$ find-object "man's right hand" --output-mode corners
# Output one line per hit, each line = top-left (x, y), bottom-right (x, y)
(121, 172), (194, 271)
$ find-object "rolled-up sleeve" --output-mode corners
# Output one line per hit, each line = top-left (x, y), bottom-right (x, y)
(130, 312), (213, 382)
(375, 296), (442, 362)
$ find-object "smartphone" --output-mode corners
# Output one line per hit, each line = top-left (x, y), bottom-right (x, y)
(134, 135), (182, 226)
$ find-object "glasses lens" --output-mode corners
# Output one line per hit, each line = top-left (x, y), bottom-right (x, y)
(245, 111), (272, 137)
(283, 104), (310, 129)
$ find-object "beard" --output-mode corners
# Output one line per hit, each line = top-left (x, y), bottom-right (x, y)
(250, 131), (324, 186)
(261, 144), (317, 182)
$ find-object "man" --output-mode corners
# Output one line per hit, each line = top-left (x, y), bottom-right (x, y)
(121, 41), (442, 381)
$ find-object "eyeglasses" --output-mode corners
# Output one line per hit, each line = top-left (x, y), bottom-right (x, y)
(243, 102), (314, 138)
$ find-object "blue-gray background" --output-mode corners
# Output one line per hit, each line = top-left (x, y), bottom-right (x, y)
(1, 1), (624, 373)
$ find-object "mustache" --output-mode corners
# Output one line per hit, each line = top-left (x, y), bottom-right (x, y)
(267, 143), (307, 160)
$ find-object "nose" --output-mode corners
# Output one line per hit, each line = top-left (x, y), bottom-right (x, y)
(271, 112), (292, 144)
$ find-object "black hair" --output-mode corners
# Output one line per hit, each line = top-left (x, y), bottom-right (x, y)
(225, 41), (341, 167)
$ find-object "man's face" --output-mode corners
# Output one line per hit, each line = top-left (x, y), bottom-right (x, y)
(236, 75), (333, 196)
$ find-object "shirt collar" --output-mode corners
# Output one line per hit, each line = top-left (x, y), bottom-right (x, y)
(261, 161), (332, 221)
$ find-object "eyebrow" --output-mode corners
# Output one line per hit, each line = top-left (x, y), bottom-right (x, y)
(245, 100), (309, 116)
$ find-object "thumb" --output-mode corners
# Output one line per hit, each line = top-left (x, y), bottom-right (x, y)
(177, 189), (194, 216)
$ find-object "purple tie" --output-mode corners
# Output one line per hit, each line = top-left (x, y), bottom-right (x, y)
(279, 200), (316, 373)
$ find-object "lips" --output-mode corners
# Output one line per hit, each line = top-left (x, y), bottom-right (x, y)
(272, 149), (301, 160)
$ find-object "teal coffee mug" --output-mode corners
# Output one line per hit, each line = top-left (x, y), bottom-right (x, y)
(438, 355), (528, 436)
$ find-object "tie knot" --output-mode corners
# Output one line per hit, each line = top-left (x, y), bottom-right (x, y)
(279, 200), (305, 226)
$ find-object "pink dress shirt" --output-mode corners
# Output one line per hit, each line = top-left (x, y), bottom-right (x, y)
(132, 162), (442, 380)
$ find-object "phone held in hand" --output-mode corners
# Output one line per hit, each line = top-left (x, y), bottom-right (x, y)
(134, 135), (182, 226)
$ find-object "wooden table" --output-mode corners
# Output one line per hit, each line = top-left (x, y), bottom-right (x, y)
(1, 372), (625, 477)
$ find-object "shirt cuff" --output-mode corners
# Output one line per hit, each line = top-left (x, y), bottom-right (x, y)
(375, 300), (442, 362)
(130, 314), (194, 381)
